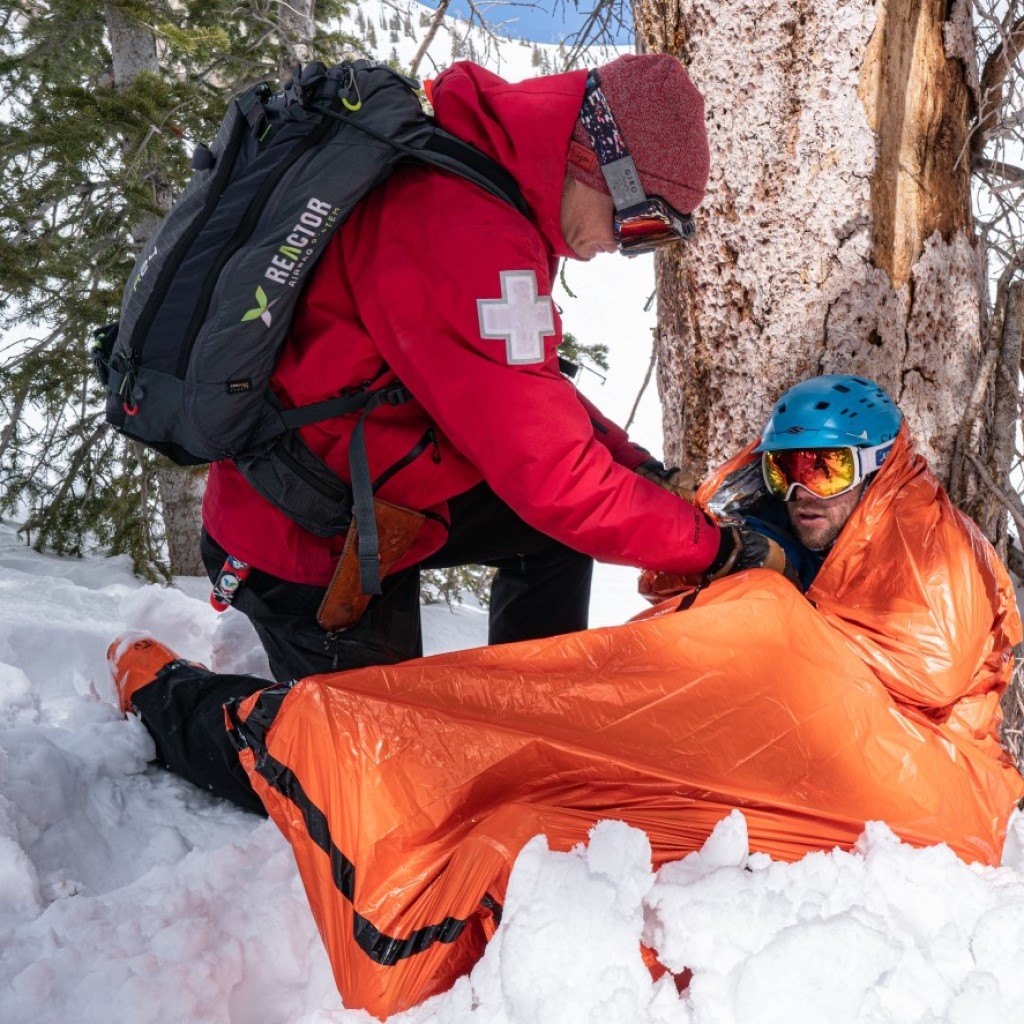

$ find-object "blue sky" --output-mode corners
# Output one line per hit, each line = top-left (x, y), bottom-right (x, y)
(421, 1), (633, 45)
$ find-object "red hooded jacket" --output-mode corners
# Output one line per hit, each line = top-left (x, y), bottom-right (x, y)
(203, 64), (720, 586)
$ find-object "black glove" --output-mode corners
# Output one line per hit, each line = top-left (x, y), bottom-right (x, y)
(704, 524), (800, 587)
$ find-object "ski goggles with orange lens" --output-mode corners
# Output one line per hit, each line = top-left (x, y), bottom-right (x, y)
(580, 69), (696, 257)
(762, 442), (894, 501)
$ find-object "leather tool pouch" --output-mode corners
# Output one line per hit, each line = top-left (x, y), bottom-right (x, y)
(317, 499), (426, 631)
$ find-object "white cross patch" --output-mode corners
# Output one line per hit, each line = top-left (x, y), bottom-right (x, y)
(476, 270), (555, 365)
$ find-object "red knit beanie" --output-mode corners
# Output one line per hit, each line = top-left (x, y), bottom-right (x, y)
(567, 54), (709, 214)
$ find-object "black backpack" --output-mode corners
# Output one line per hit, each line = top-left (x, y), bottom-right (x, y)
(93, 59), (526, 593)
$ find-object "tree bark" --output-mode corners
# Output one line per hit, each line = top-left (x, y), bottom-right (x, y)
(636, 0), (982, 485)
(155, 465), (208, 577)
(637, 0), (1024, 765)
(105, 4), (206, 575)
(277, 0), (316, 79)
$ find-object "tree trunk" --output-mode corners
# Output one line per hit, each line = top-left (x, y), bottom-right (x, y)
(636, 0), (1024, 767)
(105, 4), (206, 575)
(635, 0), (981, 484)
(277, 0), (316, 79)
(155, 466), (207, 577)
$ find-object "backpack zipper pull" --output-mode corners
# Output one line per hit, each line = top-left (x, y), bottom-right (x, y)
(342, 67), (362, 112)
(324, 630), (340, 670)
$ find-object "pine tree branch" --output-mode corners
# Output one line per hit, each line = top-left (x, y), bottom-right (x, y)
(8, 197), (51, 245)
(0, 379), (29, 468)
(0, 323), (67, 372)
(28, 421), (107, 549)
(2, 0), (379, 576)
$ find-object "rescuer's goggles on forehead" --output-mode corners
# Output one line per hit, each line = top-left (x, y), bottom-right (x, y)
(580, 70), (696, 256)
(762, 442), (894, 501)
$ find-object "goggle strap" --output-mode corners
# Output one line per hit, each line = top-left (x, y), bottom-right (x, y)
(857, 441), (894, 477)
(579, 68), (695, 247)
(601, 156), (647, 212)
(580, 72), (646, 211)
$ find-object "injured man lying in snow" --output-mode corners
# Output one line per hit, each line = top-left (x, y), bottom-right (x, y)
(106, 374), (1024, 1019)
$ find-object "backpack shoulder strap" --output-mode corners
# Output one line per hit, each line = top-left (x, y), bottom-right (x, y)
(418, 128), (530, 217)
(318, 105), (530, 218)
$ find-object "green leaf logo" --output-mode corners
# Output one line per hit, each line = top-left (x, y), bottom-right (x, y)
(241, 286), (270, 324)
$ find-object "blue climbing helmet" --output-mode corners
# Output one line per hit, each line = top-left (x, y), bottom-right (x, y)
(755, 376), (904, 500)
(755, 375), (903, 453)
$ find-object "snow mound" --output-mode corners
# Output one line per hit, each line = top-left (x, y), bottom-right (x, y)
(2, 525), (1024, 1023)
(645, 812), (1024, 1024)
(456, 822), (673, 1024)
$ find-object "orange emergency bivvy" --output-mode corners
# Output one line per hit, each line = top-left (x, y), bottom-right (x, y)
(228, 424), (1023, 1019)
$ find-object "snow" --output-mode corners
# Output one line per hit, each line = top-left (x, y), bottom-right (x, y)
(3, 524), (1024, 1024)
(646, 814), (1024, 1024)
(4, 2), (1024, 1021)
(436, 822), (675, 1024)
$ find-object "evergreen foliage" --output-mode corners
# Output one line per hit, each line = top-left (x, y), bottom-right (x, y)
(560, 331), (610, 372)
(421, 563), (495, 607)
(0, 0), (359, 576)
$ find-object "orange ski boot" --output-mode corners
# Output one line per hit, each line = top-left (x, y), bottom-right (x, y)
(107, 632), (186, 714)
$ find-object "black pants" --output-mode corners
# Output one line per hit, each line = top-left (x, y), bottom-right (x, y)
(132, 661), (271, 816)
(202, 482), (594, 682)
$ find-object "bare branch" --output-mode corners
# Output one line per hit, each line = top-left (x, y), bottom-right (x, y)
(974, 155), (1024, 185)
(992, 283), (1024, 482)
(974, 13), (1024, 156)
(967, 449), (1024, 542)
(1008, 542), (1024, 582)
(625, 334), (656, 432)
(409, 0), (450, 77)
(462, 0), (509, 51)
(560, 0), (632, 69)
(950, 338), (1000, 498)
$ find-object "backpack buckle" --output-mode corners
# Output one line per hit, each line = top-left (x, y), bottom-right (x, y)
(238, 83), (272, 139)
(282, 66), (304, 107)
(91, 322), (119, 386)
(381, 384), (410, 406)
(282, 62), (328, 109)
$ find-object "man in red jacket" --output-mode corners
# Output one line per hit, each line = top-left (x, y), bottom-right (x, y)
(202, 55), (786, 681)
